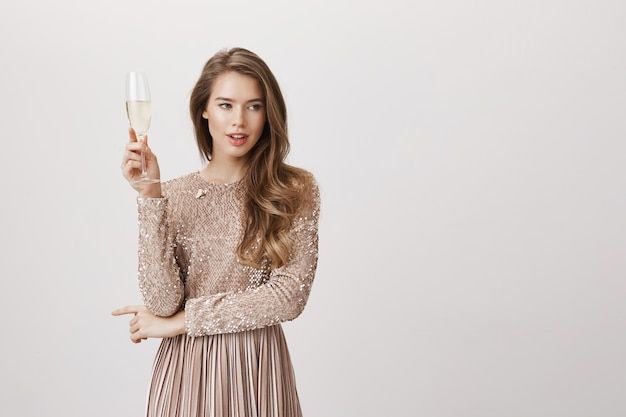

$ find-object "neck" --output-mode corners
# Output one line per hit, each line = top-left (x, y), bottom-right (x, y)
(200, 159), (246, 184)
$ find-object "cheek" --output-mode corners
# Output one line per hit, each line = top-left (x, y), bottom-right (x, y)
(254, 114), (268, 135)
(206, 110), (225, 130)
(207, 121), (222, 141)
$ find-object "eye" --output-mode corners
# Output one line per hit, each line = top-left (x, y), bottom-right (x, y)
(219, 103), (232, 109)
(248, 104), (262, 111)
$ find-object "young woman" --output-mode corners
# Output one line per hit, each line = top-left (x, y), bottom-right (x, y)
(113, 47), (320, 417)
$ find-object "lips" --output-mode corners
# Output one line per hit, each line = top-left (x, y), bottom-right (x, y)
(227, 133), (249, 146)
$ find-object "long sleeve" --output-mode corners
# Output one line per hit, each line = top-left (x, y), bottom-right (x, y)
(184, 180), (321, 336)
(136, 197), (185, 317)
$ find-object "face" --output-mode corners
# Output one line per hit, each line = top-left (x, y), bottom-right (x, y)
(202, 71), (266, 163)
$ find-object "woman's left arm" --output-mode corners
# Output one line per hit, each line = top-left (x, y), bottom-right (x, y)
(184, 180), (321, 337)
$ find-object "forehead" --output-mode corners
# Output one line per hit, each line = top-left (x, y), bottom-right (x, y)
(210, 71), (264, 100)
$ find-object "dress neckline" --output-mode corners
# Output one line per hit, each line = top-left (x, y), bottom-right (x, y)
(192, 172), (245, 188)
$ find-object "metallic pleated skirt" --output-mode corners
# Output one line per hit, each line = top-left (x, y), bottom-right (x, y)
(146, 324), (302, 417)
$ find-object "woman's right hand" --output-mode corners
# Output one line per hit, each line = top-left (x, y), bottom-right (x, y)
(121, 128), (162, 198)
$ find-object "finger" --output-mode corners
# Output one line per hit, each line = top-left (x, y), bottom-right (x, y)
(125, 142), (144, 151)
(130, 329), (145, 343)
(125, 141), (144, 153)
(129, 320), (143, 335)
(111, 305), (142, 316)
(122, 152), (142, 167)
(128, 127), (138, 143)
(122, 150), (142, 165)
(122, 160), (142, 176)
(121, 150), (142, 169)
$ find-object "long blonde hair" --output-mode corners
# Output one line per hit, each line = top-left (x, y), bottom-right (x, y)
(189, 47), (311, 269)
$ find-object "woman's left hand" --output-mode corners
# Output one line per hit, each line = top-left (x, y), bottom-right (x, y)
(111, 305), (186, 343)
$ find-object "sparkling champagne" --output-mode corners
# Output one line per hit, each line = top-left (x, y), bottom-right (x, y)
(126, 100), (152, 138)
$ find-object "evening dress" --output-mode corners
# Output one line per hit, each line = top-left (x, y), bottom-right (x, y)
(136, 171), (320, 417)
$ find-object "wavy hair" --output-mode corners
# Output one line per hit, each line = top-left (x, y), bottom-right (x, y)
(189, 47), (310, 269)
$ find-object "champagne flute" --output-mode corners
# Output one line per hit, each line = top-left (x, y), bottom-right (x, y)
(125, 71), (159, 184)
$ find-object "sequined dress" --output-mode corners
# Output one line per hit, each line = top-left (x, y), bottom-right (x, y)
(136, 172), (320, 417)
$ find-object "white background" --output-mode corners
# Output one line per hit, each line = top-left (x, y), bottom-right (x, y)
(1, 1), (625, 416)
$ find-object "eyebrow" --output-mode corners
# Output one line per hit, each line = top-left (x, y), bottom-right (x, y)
(213, 97), (264, 103)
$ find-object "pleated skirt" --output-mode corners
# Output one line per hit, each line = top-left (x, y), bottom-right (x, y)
(145, 324), (303, 417)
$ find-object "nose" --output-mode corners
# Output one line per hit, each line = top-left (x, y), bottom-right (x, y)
(232, 107), (245, 127)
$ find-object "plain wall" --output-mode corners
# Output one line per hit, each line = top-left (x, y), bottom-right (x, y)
(0, 1), (624, 416)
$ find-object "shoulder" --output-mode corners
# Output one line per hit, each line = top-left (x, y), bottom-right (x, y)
(285, 167), (320, 214)
(161, 172), (200, 199)
(285, 166), (318, 192)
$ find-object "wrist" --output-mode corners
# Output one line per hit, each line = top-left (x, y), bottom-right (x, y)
(138, 183), (163, 199)
(139, 193), (163, 199)
(176, 310), (187, 336)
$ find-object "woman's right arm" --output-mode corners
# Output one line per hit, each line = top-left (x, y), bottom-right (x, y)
(136, 197), (185, 316)
(121, 128), (184, 316)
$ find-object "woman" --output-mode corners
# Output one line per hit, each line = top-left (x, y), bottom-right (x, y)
(113, 47), (320, 417)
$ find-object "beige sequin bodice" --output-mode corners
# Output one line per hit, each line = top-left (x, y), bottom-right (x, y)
(136, 172), (320, 337)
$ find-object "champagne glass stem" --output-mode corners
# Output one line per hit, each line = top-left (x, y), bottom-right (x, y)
(138, 134), (149, 179)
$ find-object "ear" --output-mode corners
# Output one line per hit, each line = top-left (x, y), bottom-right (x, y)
(202, 109), (209, 119)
